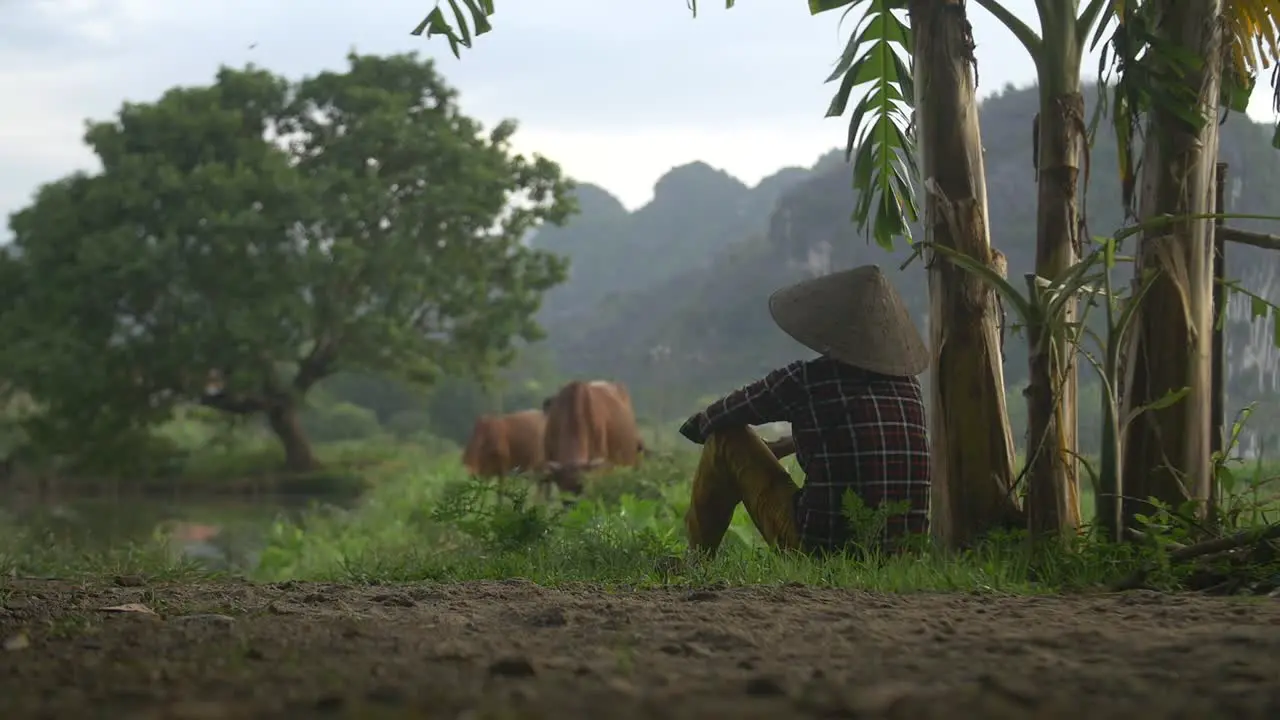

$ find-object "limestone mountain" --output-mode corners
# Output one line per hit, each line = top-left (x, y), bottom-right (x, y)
(525, 83), (1280, 451)
(531, 161), (811, 332)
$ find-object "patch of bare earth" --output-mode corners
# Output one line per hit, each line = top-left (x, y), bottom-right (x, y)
(1, 578), (1279, 718)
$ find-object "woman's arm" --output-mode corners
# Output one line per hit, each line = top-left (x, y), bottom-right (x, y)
(678, 362), (804, 444)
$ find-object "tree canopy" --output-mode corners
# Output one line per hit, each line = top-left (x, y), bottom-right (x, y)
(0, 51), (575, 471)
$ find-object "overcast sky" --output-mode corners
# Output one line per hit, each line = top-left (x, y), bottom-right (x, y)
(3, 0), (1277, 227)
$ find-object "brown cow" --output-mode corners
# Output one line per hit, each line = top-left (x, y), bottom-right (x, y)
(460, 409), (548, 479)
(541, 379), (642, 495)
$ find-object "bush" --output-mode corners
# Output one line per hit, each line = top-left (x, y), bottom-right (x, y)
(384, 410), (433, 440)
(301, 402), (384, 443)
(403, 432), (461, 458)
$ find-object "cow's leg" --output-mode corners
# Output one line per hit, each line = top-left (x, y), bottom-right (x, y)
(685, 426), (801, 556)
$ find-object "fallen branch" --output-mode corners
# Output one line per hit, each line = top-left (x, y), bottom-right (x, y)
(1110, 522), (1280, 591)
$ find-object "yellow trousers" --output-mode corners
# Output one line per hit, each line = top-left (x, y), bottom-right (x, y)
(685, 426), (801, 555)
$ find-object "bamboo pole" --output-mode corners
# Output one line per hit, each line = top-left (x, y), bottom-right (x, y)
(1211, 163), (1227, 461)
(1208, 163), (1227, 527)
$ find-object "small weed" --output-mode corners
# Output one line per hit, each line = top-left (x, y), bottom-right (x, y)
(614, 640), (637, 675)
(46, 614), (96, 639)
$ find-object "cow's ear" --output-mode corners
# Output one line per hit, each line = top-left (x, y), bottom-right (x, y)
(541, 397), (552, 413)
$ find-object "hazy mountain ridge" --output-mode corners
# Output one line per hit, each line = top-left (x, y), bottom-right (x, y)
(530, 160), (813, 330)
(526, 83), (1280, 430)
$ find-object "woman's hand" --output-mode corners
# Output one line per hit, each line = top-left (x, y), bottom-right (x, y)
(678, 412), (710, 444)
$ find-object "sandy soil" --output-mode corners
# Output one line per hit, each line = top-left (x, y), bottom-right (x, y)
(2, 578), (1279, 719)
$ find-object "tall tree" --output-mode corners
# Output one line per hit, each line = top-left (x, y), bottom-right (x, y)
(830, 0), (1113, 540)
(905, 0), (1023, 544)
(1103, 0), (1280, 532)
(0, 52), (574, 472)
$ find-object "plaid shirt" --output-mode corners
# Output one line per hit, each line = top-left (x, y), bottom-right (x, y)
(679, 356), (930, 553)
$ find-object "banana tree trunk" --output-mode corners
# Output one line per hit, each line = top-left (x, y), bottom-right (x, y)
(1024, 10), (1086, 539)
(1120, 0), (1222, 531)
(910, 0), (1023, 548)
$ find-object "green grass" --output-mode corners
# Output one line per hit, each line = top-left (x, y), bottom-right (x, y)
(235, 450), (1162, 593)
(0, 444), (1259, 595)
(4, 430), (1278, 595)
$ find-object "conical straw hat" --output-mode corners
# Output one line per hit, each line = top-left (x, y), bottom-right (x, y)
(768, 264), (929, 376)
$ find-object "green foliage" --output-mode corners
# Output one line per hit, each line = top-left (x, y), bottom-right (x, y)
(1092, 0), (1211, 212)
(429, 475), (563, 552)
(236, 452), (1280, 591)
(412, 0), (495, 57)
(383, 410), (434, 440)
(314, 373), (429, 424)
(931, 208), (1280, 532)
(1093, 0), (1280, 182)
(0, 52), (574, 467)
(813, 0), (916, 249)
(4, 439), (1278, 594)
(1213, 406), (1280, 529)
(838, 490), (913, 554)
(299, 402), (383, 444)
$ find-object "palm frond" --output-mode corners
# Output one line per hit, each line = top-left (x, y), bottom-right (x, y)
(1091, 2), (1209, 218)
(814, 0), (917, 250)
(1093, 0), (1280, 200)
(411, 0), (496, 57)
(1223, 0), (1280, 146)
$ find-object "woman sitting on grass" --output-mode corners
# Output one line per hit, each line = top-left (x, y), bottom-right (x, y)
(678, 264), (932, 556)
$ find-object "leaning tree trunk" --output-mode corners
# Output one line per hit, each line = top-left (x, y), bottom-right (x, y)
(1120, 0), (1222, 531)
(1024, 4), (1086, 539)
(266, 397), (319, 473)
(910, 0), (1023, 548)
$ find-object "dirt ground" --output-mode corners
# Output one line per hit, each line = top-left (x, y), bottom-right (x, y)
(2, 579), (1279, 719)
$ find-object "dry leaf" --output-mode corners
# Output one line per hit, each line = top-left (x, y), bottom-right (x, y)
(3, 633), (30, 651)
(99, 603), (157, 616)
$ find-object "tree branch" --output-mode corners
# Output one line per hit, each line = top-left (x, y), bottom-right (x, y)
(1076, 0), (1109, 38)
(294, 335), (338, 393)
(972, 0), (1043, 58)
(1220, 226), (1280, 252)
(1111, 522), (1280, 591)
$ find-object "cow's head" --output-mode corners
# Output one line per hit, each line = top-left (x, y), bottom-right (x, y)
(542, 458), (605, 495)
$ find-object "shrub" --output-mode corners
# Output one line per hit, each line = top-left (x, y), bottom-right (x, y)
(384, 410), (433, 440)
(301, 402), (384, 443)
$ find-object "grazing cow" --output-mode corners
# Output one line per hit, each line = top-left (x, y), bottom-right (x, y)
(541, 379), (642, 495)
(460, 409), (548, 479)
